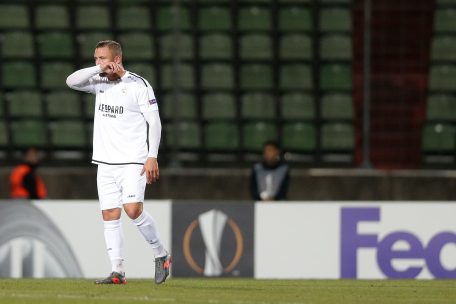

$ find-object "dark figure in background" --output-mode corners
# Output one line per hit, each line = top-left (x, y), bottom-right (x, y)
(10, 147), (47, 199)
(250, 141), (290, 201)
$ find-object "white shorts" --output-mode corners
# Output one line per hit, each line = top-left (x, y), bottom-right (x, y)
(96, 164), (146, 210)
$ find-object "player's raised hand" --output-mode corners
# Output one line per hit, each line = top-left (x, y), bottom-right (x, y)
(100, 62), (121, 75)
(141, 157), (160, 184)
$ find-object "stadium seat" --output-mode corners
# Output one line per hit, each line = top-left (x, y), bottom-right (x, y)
(434, 9), (456, 33)
(11, 120), (47, 147)
(240, 34), (272, 59)
(429, 65), (456, 91)
(280, 34), (312, 59)
(240, 64), (273, 90)
(321, 94), (353, 120)
(0, 94), (3, 117)
(280, 64), (312, 90)
(161, 64), (194, 89)
(76, 6), (110, 29)
(239, 6), (272, 31)
(160, 33), (193, 60)
(118, 33), (154, 60)
(199, 34), (232, 59)
(116, 6), (151, 30)
(201, 64), (234, 89)
(6, 91), (42, 118)
(1, 32), (34, 58)
(431, 36), (456, 61)
(41, 62), (74, 89)
(205, 122), (239, 151)
(321, 123), (354, 150)
(157, 6), (191, 31)
(281, 93), (315, 119)
(198, 6), (231, 31)
(279, 7), (312, 31)
(202, 93), (236, 119)
(83, 94), (95, 117)
(422, 123), (456, 151)
(242, 122), (278, 151)
(0, 122), (7, 146)
(161, 93), (197, 119)
(0, 5), (29, 29)
(282, 122), (316, 152)
(320, 8), (352, 32)
(320, 35), (352, 60)
(165, 122), (201, 149)
(426, 94), (456, 120)
(320, 64), (353, 91)
(77, 32), (114, 60)
(50, 121), (87, 148)
(46, 91), (81, 118)
(127, 63), (156, 85)
(241, 93), (275, 119)
(2, 61), (36, 88)
(35, 5), (69, 29)
(37, 32), (73, 58)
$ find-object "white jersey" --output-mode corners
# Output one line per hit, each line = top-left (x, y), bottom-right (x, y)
(74, 70), (158, 165)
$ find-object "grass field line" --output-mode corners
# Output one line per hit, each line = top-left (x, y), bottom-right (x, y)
(0, 292), (177, 302)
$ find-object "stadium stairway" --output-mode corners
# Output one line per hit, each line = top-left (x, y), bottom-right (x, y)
(353, 0), (435, 169)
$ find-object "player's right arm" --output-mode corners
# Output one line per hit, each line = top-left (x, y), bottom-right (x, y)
(66, 65), (102, 93)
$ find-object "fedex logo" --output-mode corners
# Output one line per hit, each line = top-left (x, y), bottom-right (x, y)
(341, 207), (456, 279)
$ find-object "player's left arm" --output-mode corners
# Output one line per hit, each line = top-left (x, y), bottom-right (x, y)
(142, 110), (162, 184)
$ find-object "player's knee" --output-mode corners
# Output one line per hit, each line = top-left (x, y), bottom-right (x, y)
(124, 202), (143, 219)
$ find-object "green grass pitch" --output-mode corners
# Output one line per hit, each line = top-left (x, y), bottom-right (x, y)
(0, 278), (455, 304)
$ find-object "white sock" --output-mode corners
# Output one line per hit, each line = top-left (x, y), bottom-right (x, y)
(103, 219), (125, 274)
(132, 211), (167, 258)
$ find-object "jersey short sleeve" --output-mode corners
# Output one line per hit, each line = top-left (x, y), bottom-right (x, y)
(137, 85), (158, 113)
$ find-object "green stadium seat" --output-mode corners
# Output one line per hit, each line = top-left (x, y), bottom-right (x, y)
(0, 5), (29, 29)
(205, 122), (239, 151)
(280, 64), (312, 90)
(422, 123), (456, 151)
(77, 32), (114, 60)
(2, 61), (36, 88)
(426, 94), (456, 120)
(1, 32), (34, 58)
(321, 94), (353, 119)
(320, 35), (352, 60)
(321, 123), (354, 150)
(157, 6), (191, 31)
(240, 34), (272, 59)
(202, 93), (236, 119)
(127, 63), (155, 85)
(6, 91), (42, 117)
(50, 121), (87, 148)
(280, 34), (312, 59)
(83, 94), (96, 117)
(241, 93), (275, 119)
(243, 122), (278, 151)
(198, 6), (231, 31)
(117, 6), (151, 30)
(199, 34), (232, 59)
(281, 93), (315, 119)
(46, 91), (81, 118)
(0, 94), (3, 117)
(118, 33), (154, 59)
(429, 65), (456, 91)
(201, 64), (234, 89)
(431, 36), (456, 61)
(320, 8), (352, 32)
(76, 6), (110, 29)
(41, 62), (74, 89)
(161, 93), (197, 119)
(239, 6), (271, 31)
(436, 0), (456, 4)
(240, 64), (273, 90)
(37, 32), (73, 59)
(160, 33), (193, 59)
(282, 122), (316, 152)
(161, 64), (194, 89)
(434, 9), (456, 32)
(320, 64), (353, 91)
(0, 122), (7, 146)
(35, 5), (69, 29)
(279, 7), (312, 31)
(165, 122), (201, 149)
(11, 120), (47, 147)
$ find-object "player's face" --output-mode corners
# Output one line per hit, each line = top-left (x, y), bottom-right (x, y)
(94, 47), (120, 65)
(263, 145), (280, 165)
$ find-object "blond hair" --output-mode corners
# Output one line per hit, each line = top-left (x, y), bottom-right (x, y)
(95, 40), (122, 57)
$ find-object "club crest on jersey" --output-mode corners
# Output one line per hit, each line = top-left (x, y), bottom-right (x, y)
(149, 99), (157, 105)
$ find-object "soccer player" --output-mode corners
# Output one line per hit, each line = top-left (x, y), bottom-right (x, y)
(66, 40), (171, 285)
